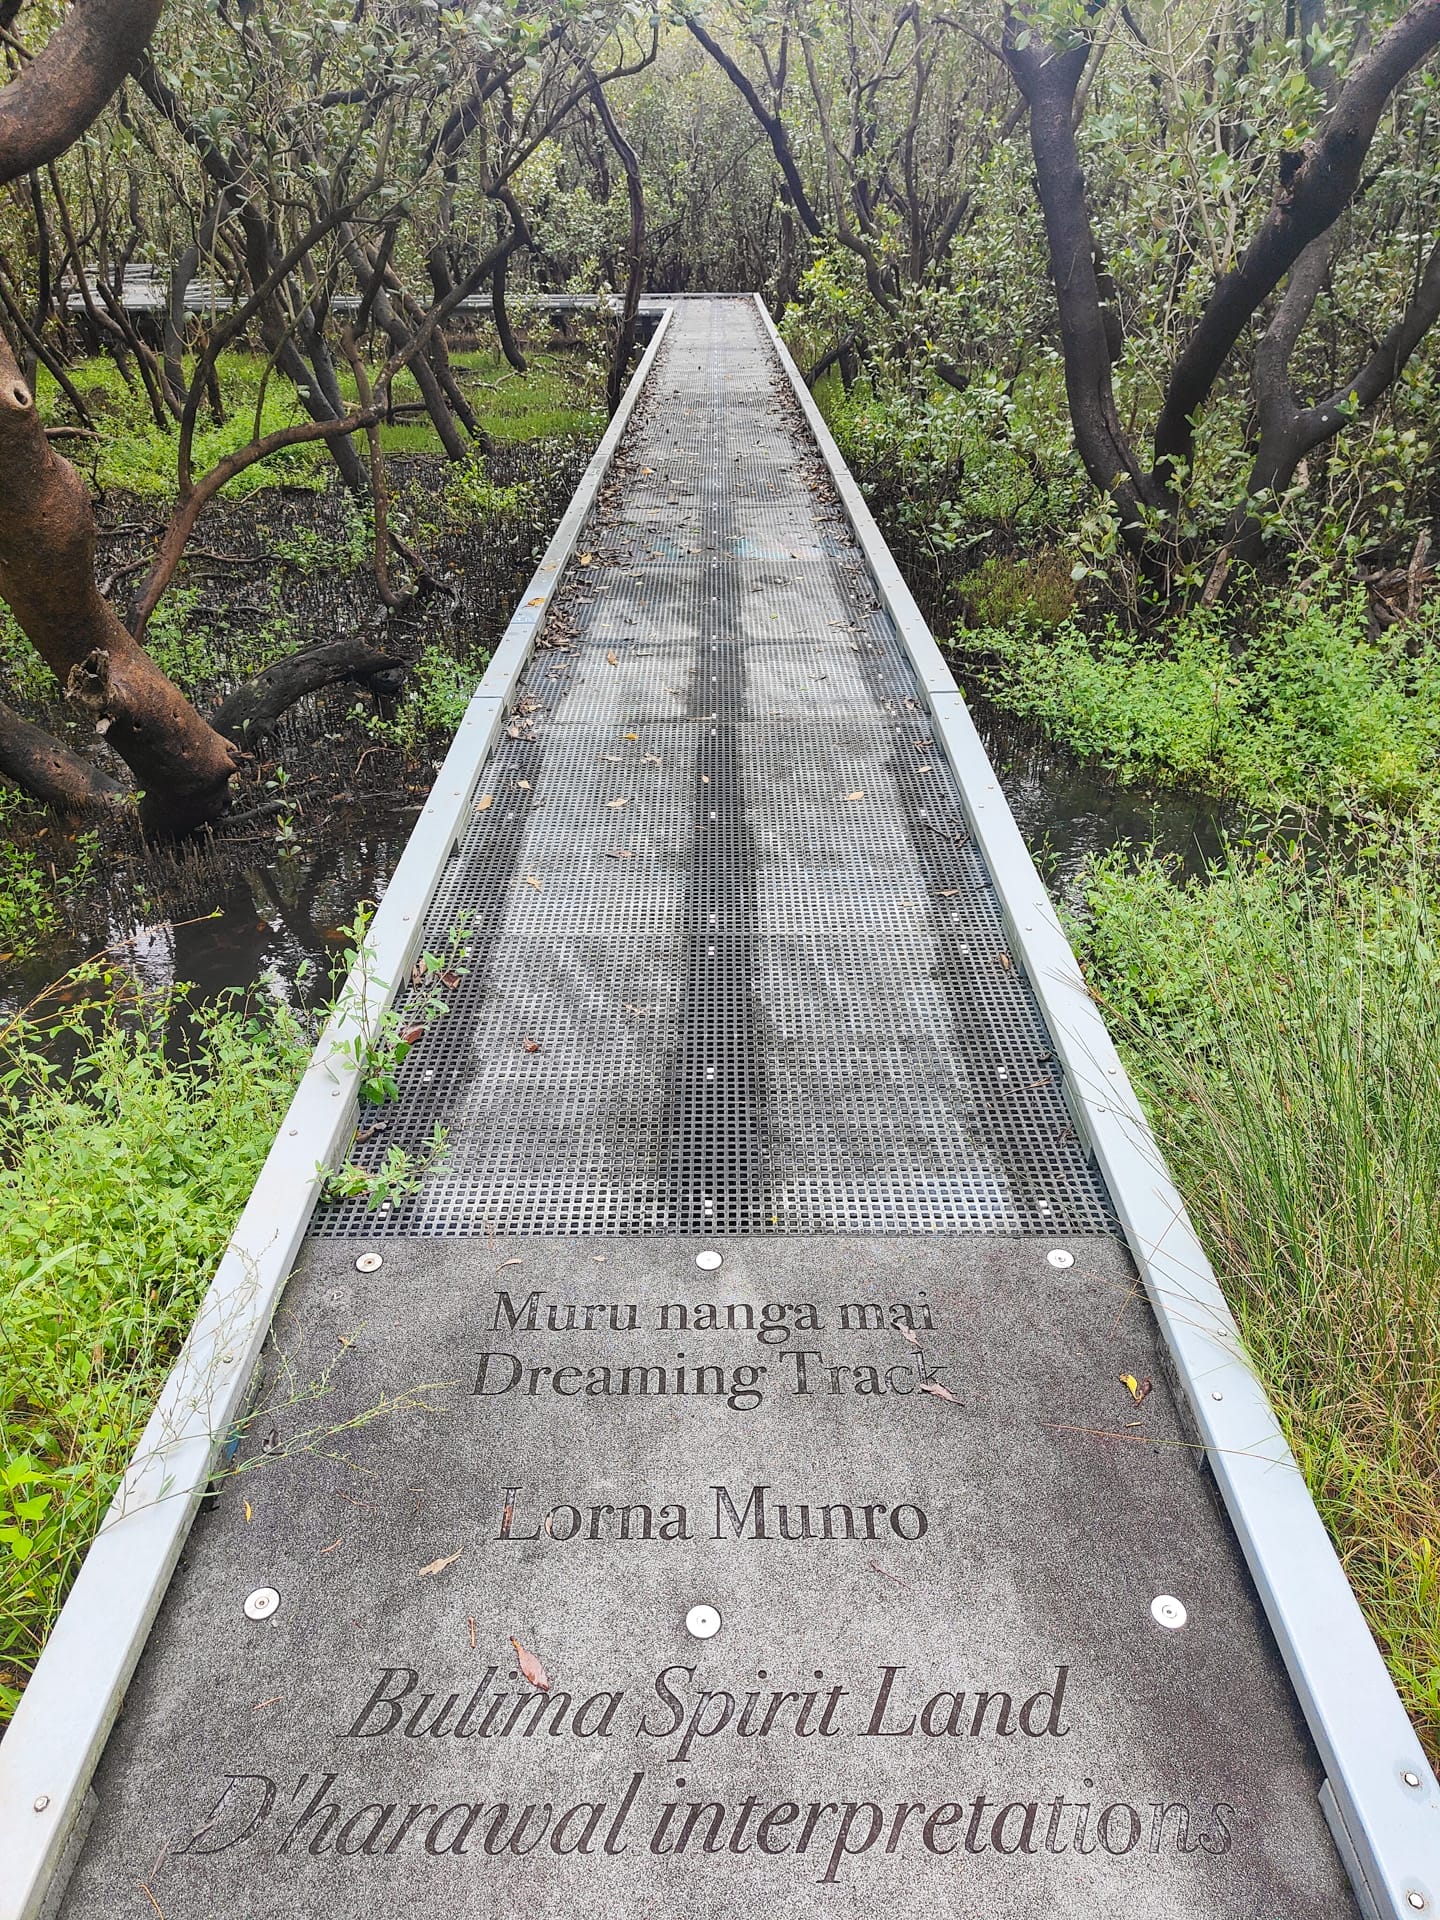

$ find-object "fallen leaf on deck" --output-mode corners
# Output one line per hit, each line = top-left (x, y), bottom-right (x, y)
(918, 1381), (958, 1404)
(516, 780), (531, 792)
(498, 1258), (523, 1268)
(605, 797), (629, 809)
(526, 596), (544, 607)
(524, 875), (542, 891)
(606, 650), (618, 666)
(845, 790), (865, 802)
(623, 732), (638, 741)
(475, 794), (494, 812)
(418, 1550), (462, 1579)
(1122, 1374), (1153, 1405)
(243, 1500), (253, 1523)
(606, 849), (633, 860)
(997, 954), (1013, 970)
(899, 1326), (920, 1346)
(523, 1036), (541, 1054)
(399, 1025), (425, 1045)
(579, 552), (593, 566)
(510, 1636), (552, 1692)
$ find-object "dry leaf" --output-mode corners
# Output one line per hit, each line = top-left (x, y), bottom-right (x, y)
(524, 875), (542, 891)
(579, 552), (593, 566)
(243, 1500), (253, 1523)
(606, 650), (618, 666)
(468, 1616), (477, 1650)
(622, 732), (638, 741)
(510, 1636), (552, 1692)
(845, 790), (865, 802)
(516, 779), (531, 791)
(498, 1257), (523, 1268)
(937, 888), (959, 898)
(606, 849), (633, 860)
(399, 1025), (425, 1046)
(526, 596), (544, 607)
(899, 1326), (920, 1346)
(418, 1550), (462, 1579)
(475, 794), (494, 813)
(1120, 1373), (1139, 1398)
(918, 1381), (958, 1404)
(605, 797), (629, 810)
(997, 954), (1013, 971)
(523, 1037), (541, 1054)
(1129, 1375), (1153, 1405)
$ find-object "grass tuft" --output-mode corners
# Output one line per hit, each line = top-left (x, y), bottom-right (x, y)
(1073, 829), (1440, 1757)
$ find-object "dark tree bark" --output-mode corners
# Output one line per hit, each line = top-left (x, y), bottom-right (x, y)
(1153, 0), (1440, 483)
(587, 84), (643, 415)
(0, 697), (124, 813)
(1002, 0), (1440, 575)
(209, 638), (403, 747)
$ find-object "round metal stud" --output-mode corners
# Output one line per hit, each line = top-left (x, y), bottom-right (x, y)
(1151, 1594), (1187, 1631)
(1407, 1896), (1425, 1912)
(33, 1796), (49, 1813)
(686, 1604), (722, 1639)
(1403, 1770), (1422, 1788)
(244, 1587), (281, 1621)
(1046, 1249), (1075, 1270)
(695, 1250), (722, 1272)
(355, 1252), (383, 1274)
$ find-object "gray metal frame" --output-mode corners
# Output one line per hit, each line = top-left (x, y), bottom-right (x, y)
(0, 310), (673, 1920)
(754, 293), (1438, 1919)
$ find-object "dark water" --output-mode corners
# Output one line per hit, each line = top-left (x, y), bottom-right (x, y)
(0, 805), (419, 1019)
(970, 698), (1232, 906)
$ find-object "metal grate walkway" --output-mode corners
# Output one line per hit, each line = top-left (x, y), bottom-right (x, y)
(317, 300), (1113, 1238)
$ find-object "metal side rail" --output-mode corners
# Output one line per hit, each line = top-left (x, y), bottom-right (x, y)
(756, 294), (1439, 1918)
(0, 311), (673, 1920)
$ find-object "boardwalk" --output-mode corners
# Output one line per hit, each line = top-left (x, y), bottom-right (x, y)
(6, 299), (1431, 1919)
(317, 298), (1112, 1238)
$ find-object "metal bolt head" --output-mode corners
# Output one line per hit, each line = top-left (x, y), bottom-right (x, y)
(355, 1252), (383, 1273)
(686, 1604), (722, 1640)
(1403, 1770), (1422, 1788)
(1046, 1249), (1074, 1270)
(1407, 1895), (1425, 1912)
(696, 1250), (722, 1272)
(33, 1795), (49, 1812)
(1151, 1594), (1188, 1631)
(244, 1587), (280, 1621)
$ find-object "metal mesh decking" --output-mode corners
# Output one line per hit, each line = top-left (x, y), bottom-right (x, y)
(315, 301), (1115, 1236)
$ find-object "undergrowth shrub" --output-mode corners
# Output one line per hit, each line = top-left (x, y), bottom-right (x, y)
(1072, 830), (1440, 1756)
(0, 975), (308, 1725)
(958, 586), (1440, 811)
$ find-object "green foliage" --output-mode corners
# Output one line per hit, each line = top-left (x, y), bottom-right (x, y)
(326, 907), (468, 1106)
(445, 449), (536, 522)
(959, 587), (1440, 813)
(0, 976), (309, 1724)
(817, 355), (1091, 564)
(954, 552), (1076, 631)
(0, 794), (102, 962)
(1073, 831), (1440, 1751)
(323, 1125), (448, 1209)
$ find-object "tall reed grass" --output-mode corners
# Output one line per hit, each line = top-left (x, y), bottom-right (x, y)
(1075, 830), (1440, 1756)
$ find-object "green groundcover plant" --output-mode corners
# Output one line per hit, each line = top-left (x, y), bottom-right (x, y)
(0, 972), (308, 1726)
